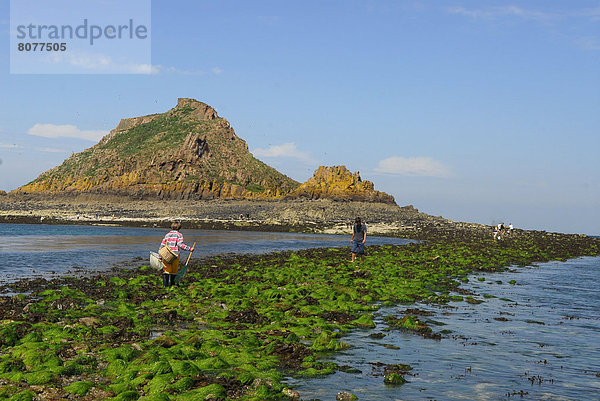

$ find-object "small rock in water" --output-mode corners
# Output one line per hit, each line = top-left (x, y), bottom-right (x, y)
(253, 378), (273, 389)
(153, 334), (177, 348)
(79, 317), (100, 327)
(282, 388), (300, 400)
(336, 391), (358, 401)
(384, 373), (407, 385)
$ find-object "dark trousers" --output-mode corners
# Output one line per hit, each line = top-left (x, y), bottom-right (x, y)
(163, 273), (176, 287)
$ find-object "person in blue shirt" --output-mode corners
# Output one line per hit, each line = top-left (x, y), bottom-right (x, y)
(351, 217), (367, 263)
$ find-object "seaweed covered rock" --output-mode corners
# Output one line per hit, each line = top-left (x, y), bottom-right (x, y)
(384, 314), (441, 339)
(384, 372), (407, 385)
(337, 391), (358, 401)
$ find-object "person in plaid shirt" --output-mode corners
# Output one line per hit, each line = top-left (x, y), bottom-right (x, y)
(159, 221), (194, 287)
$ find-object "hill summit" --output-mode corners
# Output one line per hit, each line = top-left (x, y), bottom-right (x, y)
(15, 99), (395, 203)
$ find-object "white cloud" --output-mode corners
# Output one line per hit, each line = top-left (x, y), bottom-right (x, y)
(448, 5), (600, 22)
(152, 65), (205, 75)
(375, 156), (451, 177)
(63, 52), (112, 69)
(135, 64), (218, 75)
(447, 5), (561, 21)
(46, 51), (217, 75)
(46, 51), (157, 74)
(574, 36), (600, 51)
(0, 142), (19, 149)
(574, 7), (600, 20)
(127, 63), (159, 74)
(252, 142), (316, 164)
(495, 5), (555, 20)
(448, 6), (600, 52)
(447, 6), (493, 19)
(28, 124), (107, 142)
(36, 147), (67, 153)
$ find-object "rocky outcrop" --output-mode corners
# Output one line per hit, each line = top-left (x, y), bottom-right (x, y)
(176, 98), (218, 120)
(289, 166), (395, 204)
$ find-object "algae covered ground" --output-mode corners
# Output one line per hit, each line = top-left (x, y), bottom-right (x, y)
(0, 231), (598, 400)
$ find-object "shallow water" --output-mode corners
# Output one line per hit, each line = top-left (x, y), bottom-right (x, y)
(0, 223), (411, 284)
(287, 256), (600, 401)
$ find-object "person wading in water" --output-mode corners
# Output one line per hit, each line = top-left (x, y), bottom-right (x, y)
(350, 217), (367, 263)
(159, 222), (194, 287)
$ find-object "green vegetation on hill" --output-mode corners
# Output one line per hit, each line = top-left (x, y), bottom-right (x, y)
(101, 112), (197, 156)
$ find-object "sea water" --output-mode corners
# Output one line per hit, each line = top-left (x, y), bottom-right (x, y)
(0, 223), (411, 284)
(287, 256), (600, 400)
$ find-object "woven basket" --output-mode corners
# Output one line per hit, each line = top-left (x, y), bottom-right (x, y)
(158, 246), (177, 263)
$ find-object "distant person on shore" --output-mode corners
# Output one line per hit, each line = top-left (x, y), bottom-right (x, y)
(159, 221), (194, 288)
(509, 223), (513, 233)
(493, 225), (499, 242)
(351, 217), (367, 263)
(493, 222), (507, 242)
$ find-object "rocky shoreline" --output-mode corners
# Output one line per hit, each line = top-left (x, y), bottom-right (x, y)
(1, 194), (496, 241)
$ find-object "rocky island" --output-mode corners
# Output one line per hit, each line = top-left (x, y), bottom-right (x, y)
(11, 98), (390, 204)
(13, 98), (298, 200)
(2, 98), (471, 239)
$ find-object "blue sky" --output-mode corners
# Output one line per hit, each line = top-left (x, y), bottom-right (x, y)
(0, 1), (599, 234)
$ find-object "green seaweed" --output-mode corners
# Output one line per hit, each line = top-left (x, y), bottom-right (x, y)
(64, 380), (94, 396)
(24, 371), (55, 385)
(384, 372), (407, 385)
(385, 315), (433, 336)
(138, 394), (171, 401)
(0, 386), (18, 398)
(170, 376), (195, 392)
(7, 390), (35, 401)
(0, 230), (596, 399)
(172, 383), (225, 401)
(111, 390), (140, 401)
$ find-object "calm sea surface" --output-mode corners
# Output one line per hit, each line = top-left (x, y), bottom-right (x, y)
(0, 223), (411, 284)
